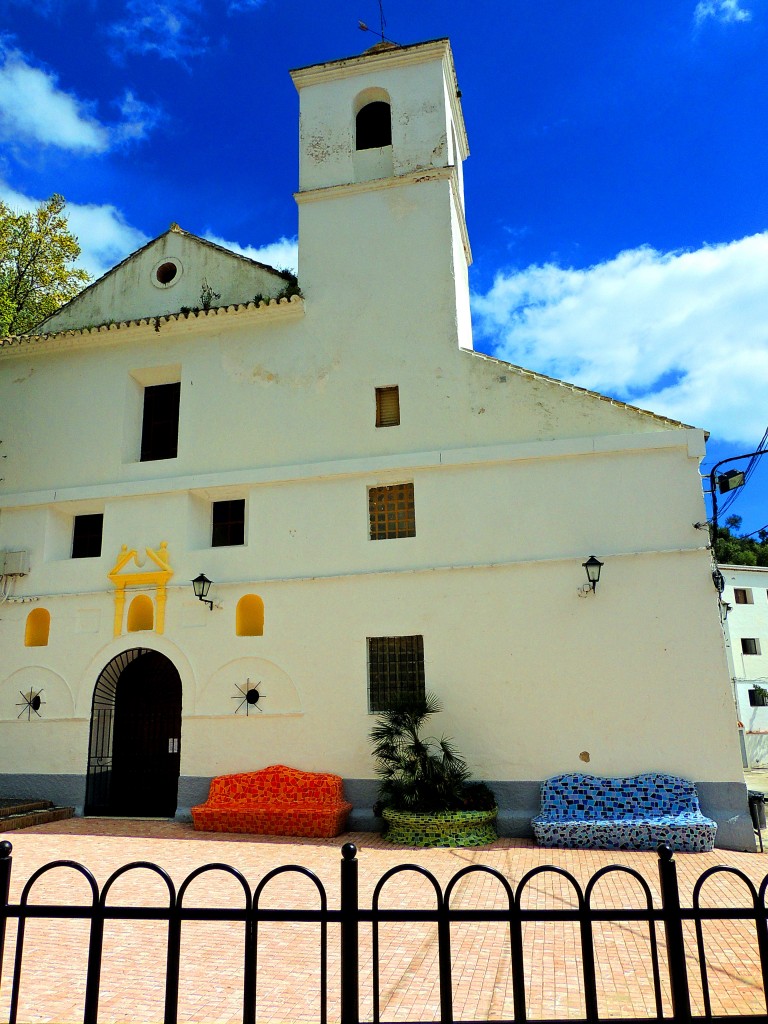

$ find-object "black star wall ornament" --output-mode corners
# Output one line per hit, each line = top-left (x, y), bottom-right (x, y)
(232, 679), (265, 715)
(16, 689), (45, 721)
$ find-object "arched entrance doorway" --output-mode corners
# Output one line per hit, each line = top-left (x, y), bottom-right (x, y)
(85, 648), (182, 817)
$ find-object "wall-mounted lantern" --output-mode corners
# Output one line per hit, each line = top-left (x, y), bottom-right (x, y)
(579, 555), (604, 596)
(192, 573), (215, 610)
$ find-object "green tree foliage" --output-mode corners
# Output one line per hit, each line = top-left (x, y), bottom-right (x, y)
(0, 194), (90, 335)
(714, 515), (768, 566)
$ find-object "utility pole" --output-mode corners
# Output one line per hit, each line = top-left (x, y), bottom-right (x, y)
(708, 449), (767, 549)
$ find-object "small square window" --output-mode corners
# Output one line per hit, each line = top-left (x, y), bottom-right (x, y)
(734, 588), (753, 604)
(368, 635), (425, 713)
(742, 638), (762, 656)
(212, 499), (245, 547)
(141, 382), (180, 461)
(72, 514), (103, 558)
(375, 386), (400, 427)
(369, 483), (415, 540)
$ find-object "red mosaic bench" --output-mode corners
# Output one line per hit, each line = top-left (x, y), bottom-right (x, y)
(190, 764), (353, 838)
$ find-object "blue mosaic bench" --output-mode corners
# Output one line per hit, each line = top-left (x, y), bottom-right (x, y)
(532, 772), (717, 852)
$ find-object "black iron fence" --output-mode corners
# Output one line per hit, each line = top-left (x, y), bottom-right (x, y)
(2, 838), (768, 1024)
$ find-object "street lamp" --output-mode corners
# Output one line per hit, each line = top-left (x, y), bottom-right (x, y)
(708, 449), (767, 543)
(581, 555), (604, 594)
(192, 573), (214, 610)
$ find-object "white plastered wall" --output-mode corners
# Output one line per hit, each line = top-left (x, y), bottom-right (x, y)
(0, 434), (743, 786)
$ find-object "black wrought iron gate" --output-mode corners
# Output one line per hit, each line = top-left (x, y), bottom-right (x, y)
(85, 648), (181, 817)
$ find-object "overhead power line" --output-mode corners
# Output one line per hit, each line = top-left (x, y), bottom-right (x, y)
(719, 426), (768, 518)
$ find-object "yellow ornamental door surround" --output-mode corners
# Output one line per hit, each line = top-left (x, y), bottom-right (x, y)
(108, 542), (174, 638)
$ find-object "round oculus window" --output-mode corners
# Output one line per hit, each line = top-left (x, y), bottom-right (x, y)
(156, 262), (177, 284)
(151, 257), (183, 288)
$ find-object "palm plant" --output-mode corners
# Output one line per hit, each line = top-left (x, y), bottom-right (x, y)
(370, 692), (474, 812)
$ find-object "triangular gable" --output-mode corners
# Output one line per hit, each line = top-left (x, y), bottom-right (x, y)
(36, 225), (296, 334)
(463, 347), (700, 435)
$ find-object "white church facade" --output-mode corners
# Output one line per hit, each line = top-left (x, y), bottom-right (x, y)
(0, 39), (752, 848)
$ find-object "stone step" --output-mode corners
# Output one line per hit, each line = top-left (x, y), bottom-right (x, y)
(0, 798), (55, 817)
(0, 803), (75, 831)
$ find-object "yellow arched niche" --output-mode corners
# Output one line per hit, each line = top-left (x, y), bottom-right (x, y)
(108, 542), (173, 637)
(236, 594), (264, 637)
(24, 608), (50, 647)
(127, 594), (154, 632)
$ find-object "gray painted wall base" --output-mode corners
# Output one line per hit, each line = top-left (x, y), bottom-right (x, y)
(0, 773), (87, 816)
(0, 774), (755, 852)
(696, 781), (755, 852)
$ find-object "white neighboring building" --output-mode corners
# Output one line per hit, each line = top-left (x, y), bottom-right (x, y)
(720, 564), (768, 768)
(0, 38), (753, 848)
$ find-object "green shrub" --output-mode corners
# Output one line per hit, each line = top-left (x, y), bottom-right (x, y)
(370, 692), (493, 813)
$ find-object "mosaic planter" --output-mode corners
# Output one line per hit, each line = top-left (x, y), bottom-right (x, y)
(381, 806), (498, 847)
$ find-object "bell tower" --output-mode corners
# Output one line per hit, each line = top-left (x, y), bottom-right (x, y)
(291, 38), (473, 351)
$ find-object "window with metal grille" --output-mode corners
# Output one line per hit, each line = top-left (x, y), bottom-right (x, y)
(367, 635), (425, 713)
(734, 588), (753, 604)
(212, 499), (245, 547)
(742, 638), (762, 656)
(375, 386), (400, 427)
(140, 382), (180, 461)
(72, 513), (103, 558)
(369, 483), (415, 540)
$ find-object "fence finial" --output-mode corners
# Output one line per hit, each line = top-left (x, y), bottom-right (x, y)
(0, 841), (11, 859)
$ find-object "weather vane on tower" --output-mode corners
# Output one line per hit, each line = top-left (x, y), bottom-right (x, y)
(358, 0), (400, 47)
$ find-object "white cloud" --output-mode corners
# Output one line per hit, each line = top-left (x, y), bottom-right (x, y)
(112, 90), (163, 143)
(64, 202), (150, 279)
(472, 235), (768, 445)
(109, 1), (208, 64)
(694, 0), (752, 25)
(204, 232), (299, 274)
(228, 0), (267, 10)
(0, 48), (109, 152)
(0, 182), (149, 279)
(0, 45), (162, 152)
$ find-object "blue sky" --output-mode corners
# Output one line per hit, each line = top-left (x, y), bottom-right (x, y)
(2, 0), (767, 534)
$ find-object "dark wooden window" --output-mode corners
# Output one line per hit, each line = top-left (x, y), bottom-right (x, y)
(140, 382), (180, 462)
(72, 513), (103, 558)
(356, 101), (392, 150)
(376, 386), (400, 427)
(742, 638), (762, 656)
(369, 482), (415, 540)
(212, 499), (245, 547)
(735, 588), (753, 604)
(368, 635), (425, 713)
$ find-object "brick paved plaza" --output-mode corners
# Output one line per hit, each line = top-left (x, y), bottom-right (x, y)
(1, 818), (767, 1023)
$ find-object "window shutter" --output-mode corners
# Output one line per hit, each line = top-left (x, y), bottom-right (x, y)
(376, 386), (400, 427)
